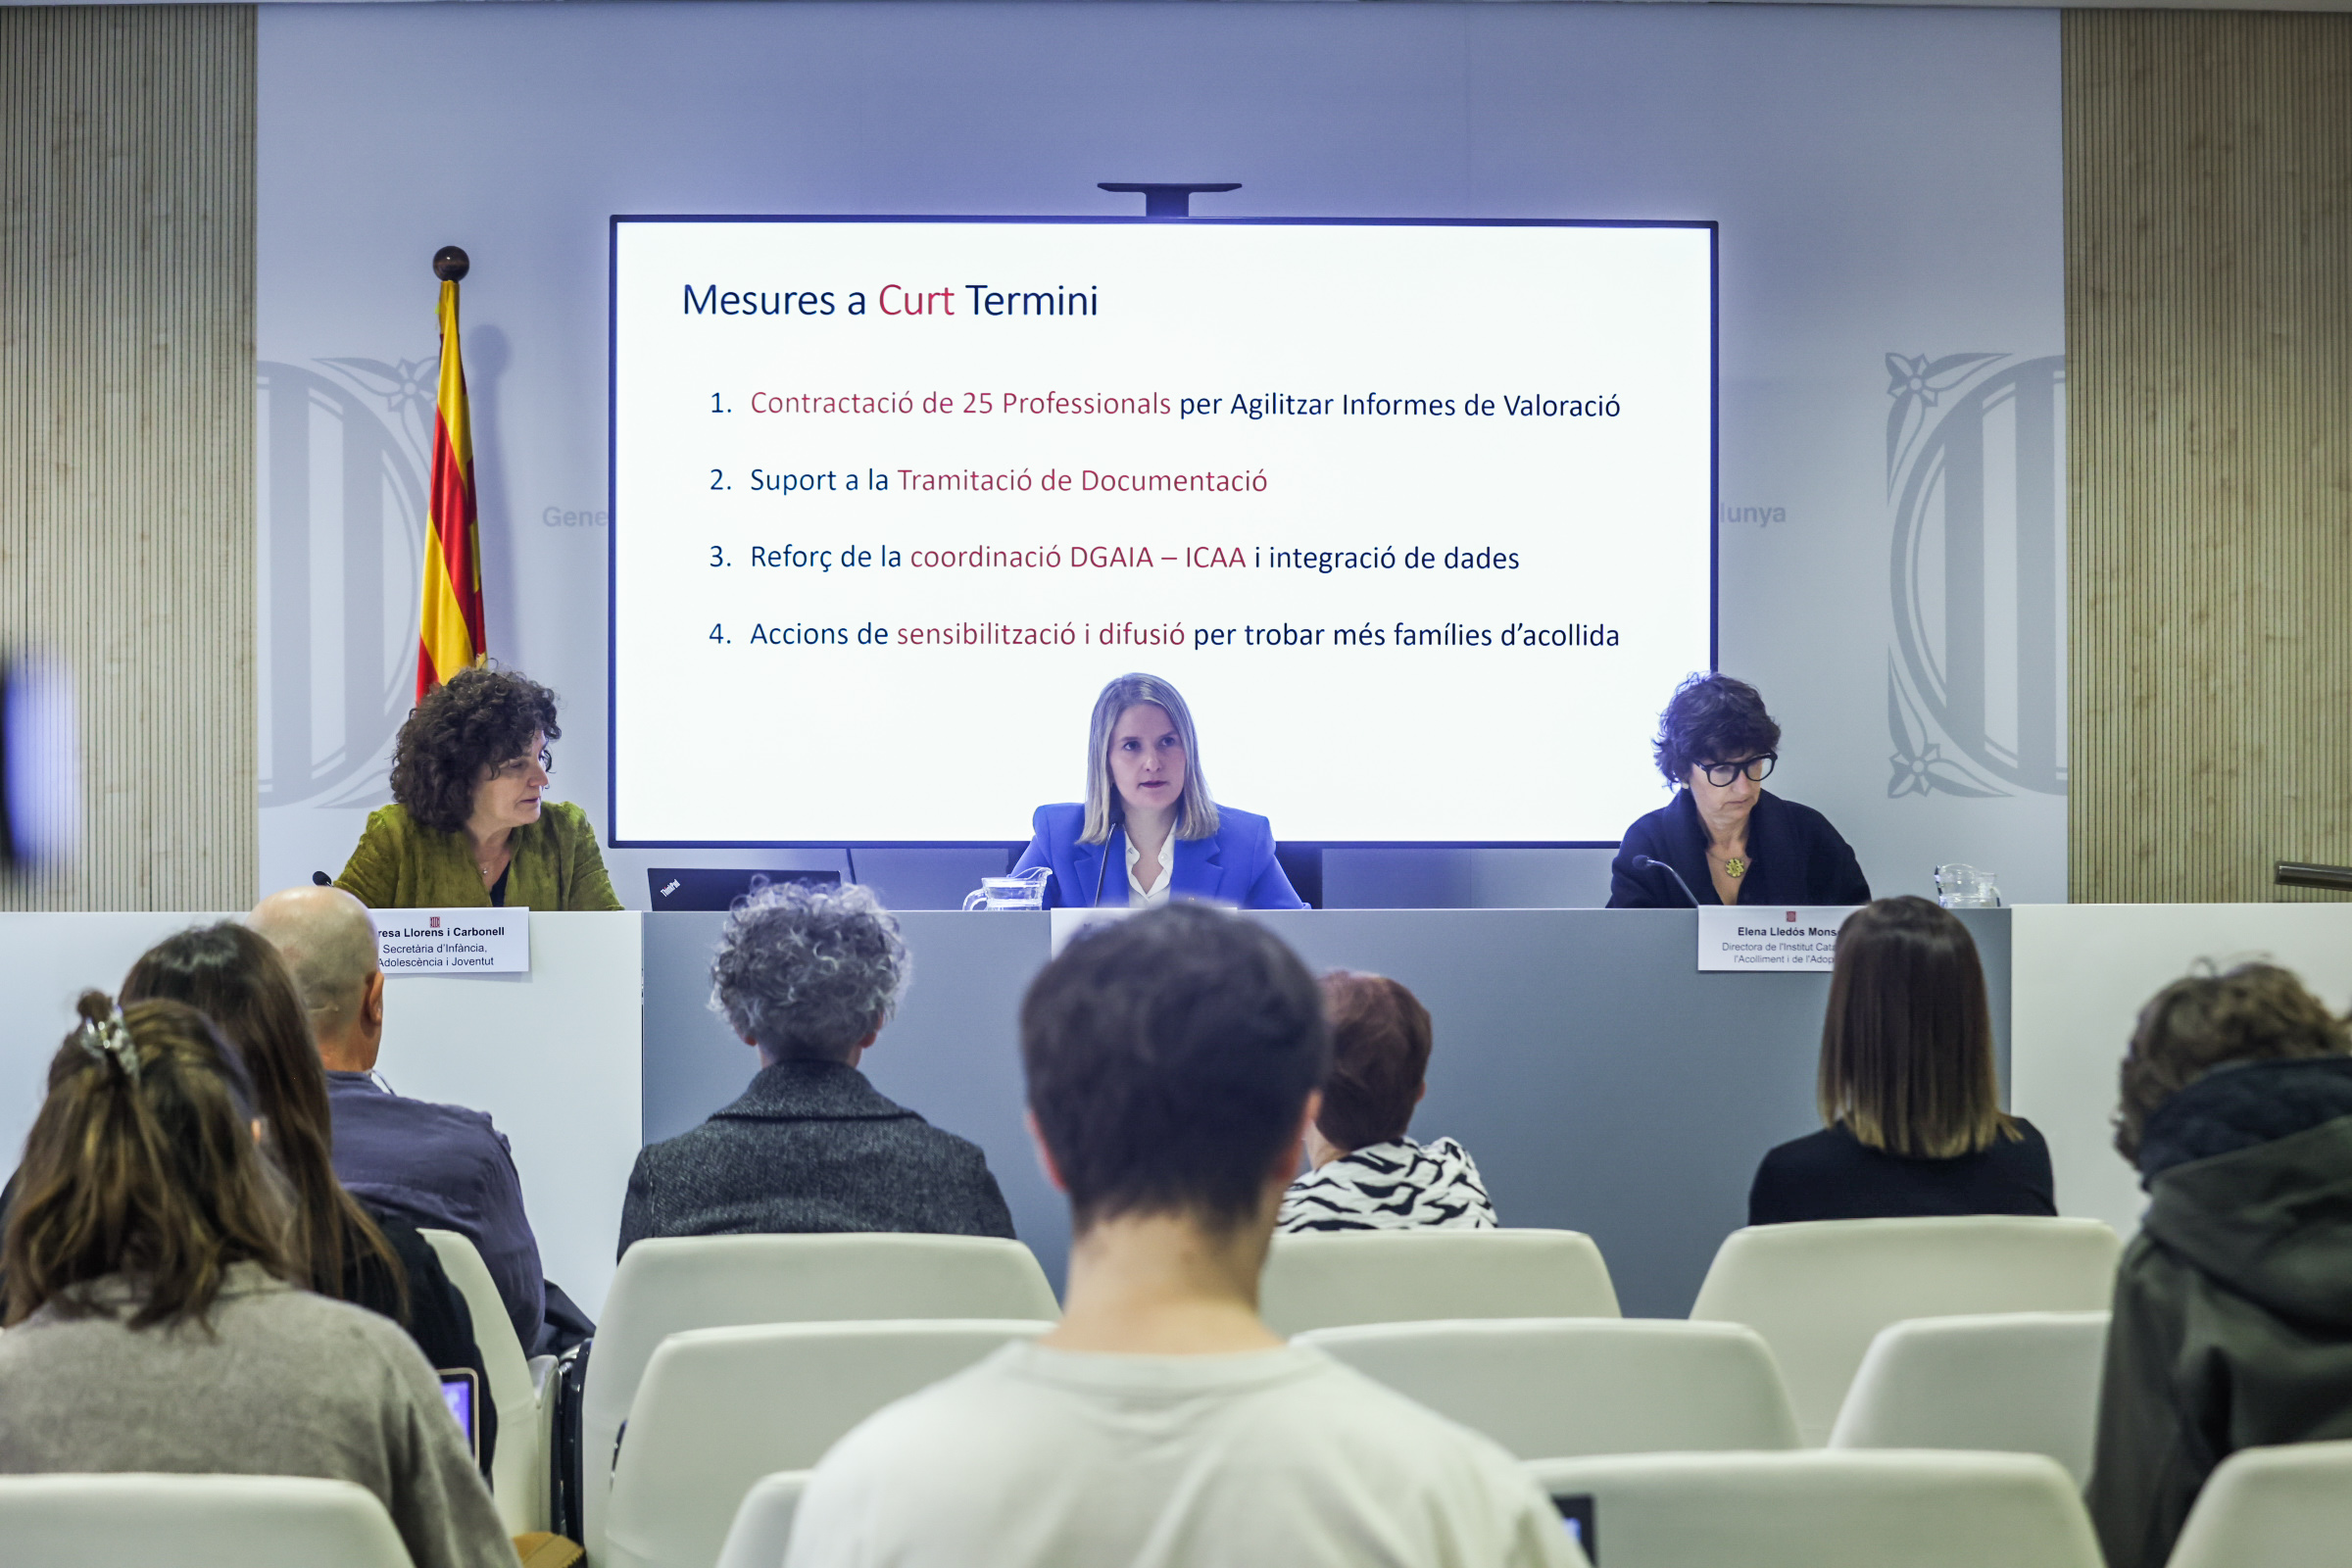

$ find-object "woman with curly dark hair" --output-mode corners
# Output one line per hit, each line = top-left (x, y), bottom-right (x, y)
(1606, 672), (1869, 907)
(334, 665), (620, 909)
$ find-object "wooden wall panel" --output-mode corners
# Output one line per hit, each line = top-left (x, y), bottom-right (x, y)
(0, 6), (256, 911)
(2066, 11), (2352, 903)
(2070, 9), (2352, 906)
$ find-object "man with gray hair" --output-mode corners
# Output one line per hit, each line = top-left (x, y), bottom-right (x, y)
(250, 885), (546, 1349)
(617, 881), (1013, 1255)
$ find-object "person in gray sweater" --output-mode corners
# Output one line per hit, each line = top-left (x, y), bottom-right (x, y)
(0, 991), (512, 1568)
(619, 881), (1013, 1255)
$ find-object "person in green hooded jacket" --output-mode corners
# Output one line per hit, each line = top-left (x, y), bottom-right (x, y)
(2086, 961), (2352, 1568)
(336, 666), (622, 911)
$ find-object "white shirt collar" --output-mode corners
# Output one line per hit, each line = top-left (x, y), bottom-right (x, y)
(1124, 832), (1173, 906)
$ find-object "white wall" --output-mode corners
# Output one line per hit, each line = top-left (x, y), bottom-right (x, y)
(256, 1), (2066, 906)
(2010, 903), (2352, 1242)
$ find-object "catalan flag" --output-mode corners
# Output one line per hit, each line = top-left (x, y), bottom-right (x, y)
(416, 266), (486, 700)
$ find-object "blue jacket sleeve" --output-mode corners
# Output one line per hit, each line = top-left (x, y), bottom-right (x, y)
(1244, 851), (1306, 910)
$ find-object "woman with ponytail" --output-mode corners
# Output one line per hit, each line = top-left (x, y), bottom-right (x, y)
(118, 922), (494, 1462)
(0, 994), (511, 1568)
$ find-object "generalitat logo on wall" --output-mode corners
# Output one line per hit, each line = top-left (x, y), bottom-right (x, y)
(256, 356), (433, 810)
(1884, 352), (2067, 802)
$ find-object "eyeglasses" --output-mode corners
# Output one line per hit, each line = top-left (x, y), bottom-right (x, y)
(492, 747), (553, 780)
(1697, 754), (1776, 788)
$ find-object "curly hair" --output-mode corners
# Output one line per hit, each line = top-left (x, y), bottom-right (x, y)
(1653, 672), (1782, 786)
(390, 666), (563, 834)
(709, 881), (911, 1062)
(2114, 962), (2349, 1162)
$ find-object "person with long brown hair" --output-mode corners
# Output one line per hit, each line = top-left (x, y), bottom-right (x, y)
(0, 992), (512, 1568)
(1746, 896), (2053, 1224)
(118, 921), (494, 1460)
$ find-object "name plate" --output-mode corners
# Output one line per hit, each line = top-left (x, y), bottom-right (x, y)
(1696, 906), (1861, 972)
(375, 908), (531, 975)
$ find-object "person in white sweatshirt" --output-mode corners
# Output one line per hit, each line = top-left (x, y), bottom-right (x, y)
(785, 906), (1579, 1568)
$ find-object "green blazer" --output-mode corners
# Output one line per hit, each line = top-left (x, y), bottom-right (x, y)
(335, 801), (623, 911)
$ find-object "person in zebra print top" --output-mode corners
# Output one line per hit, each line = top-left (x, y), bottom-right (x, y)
(1279, 971), (1497, 1233)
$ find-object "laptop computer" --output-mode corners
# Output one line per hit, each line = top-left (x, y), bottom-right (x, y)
(647, 867), (842, 911)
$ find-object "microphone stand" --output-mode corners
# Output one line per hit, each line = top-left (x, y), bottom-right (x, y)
(1633, 855), (1704, 909)
(1093, 802), (1122, 906)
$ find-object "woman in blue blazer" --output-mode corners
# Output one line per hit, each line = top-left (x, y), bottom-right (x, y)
(1014, 673), (1305, 910)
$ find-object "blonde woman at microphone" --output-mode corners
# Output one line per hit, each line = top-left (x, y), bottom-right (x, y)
(1012, 673), (1305, 910)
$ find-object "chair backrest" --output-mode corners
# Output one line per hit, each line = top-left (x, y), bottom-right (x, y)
(1689, 1217), (2122, 1444)
(1259, 1229), (1620, 1337)
(582, 1233), (1057, 1559)
(0, 1474), (414, 1568)
(1524, 1448), (2104, 1568)
(1299, 1317), (1798, 1458)
(2166, 1439), (2352, 1568)
(712, 1470), (812, 1568)
(1829, 1310), (2111, 1485)
(418, 1225), (545, 1533)
(602, 1318), (1051, 1568)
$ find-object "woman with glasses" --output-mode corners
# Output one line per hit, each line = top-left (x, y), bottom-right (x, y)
(334, 665), (621, 909)
(1606, 673), (1869, 907)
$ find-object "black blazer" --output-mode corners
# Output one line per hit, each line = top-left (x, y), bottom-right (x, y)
(1748, 1119), (2056, 1226)
(1607, 787), (1870, 907)
(616, 1059), (1015, 1257)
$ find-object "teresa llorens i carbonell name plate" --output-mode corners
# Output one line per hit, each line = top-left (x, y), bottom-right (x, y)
(1695, 906), (1861, 972)
(374, 908), (531, 975)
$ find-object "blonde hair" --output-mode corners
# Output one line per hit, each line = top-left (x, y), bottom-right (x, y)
(1080, 674), (1220, 846)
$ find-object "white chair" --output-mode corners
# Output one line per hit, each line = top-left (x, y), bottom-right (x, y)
(1689, 1217), (2121, 1444)
(1259, 1229), (1620, 1336)
(1298, 1317), (1798, 1458)
(0, 1474), (413, 1567)
(1830, 1310), (2111, 1484)
(583, 1233), (1057, 1561)
(602, 1318), (1050, 1568)
(2165, 1439), (2352, 1568)
(419, 1225), (547, 1533)
(1524, 1448), (2103, 1568)
(713, 1470), (812, 1568)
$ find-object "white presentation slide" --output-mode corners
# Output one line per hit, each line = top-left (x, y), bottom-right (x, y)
(610, 218), (1714, 845)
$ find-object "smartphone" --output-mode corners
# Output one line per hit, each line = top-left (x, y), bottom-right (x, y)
(1552, 1492), (1596, 1564)
(437, 1368), (480, 1463)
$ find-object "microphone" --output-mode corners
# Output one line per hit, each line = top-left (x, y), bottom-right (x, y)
(1093, 800), (1122, 907)
(1632, 855), (1702, 908)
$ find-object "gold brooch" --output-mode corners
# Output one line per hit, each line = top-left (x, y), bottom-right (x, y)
(1723, 857), (1747, 878)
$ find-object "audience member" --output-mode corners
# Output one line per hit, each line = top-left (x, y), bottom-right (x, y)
(0, 993), (512, 1568)
(1747, 896), (2053, 1224)
(785, 904), (1581, 1568)
(250, 884), (546, 1351)
(119, 922), (496, 1462)
(1279, 970), (1496, 1232)
(2086, 961), (2352, 1568)
(618, 882), (1013, 1255)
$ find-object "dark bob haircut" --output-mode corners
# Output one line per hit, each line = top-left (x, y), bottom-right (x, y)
(1653, 673), (1782, 787)
(2114, 962), (2348, 1163)
(1021, 903), (1330, 1234)
(1818, 896), (2016, 1158)
(389, 666), (562, 834)
(1315, 972), (1435, 1152)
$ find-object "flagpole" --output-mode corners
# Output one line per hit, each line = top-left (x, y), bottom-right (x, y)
(417, 244), (486, 701)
